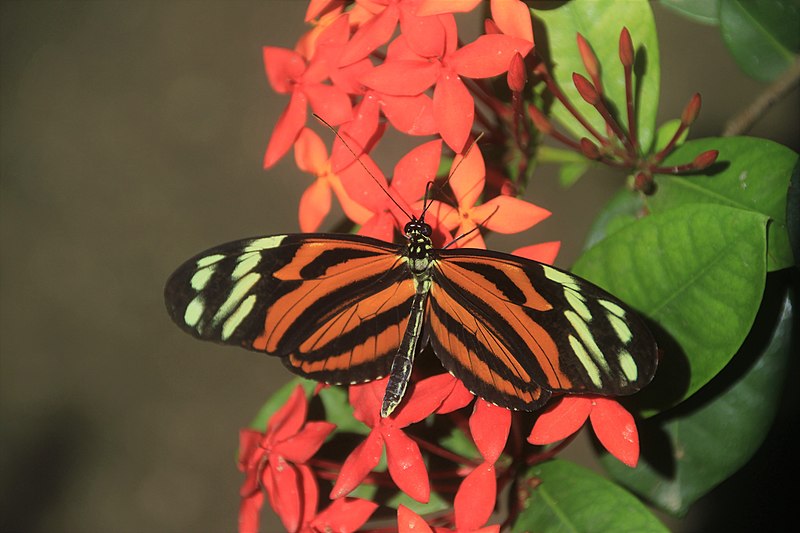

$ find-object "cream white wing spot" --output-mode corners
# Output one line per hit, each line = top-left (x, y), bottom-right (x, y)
(196, 254), (226, 268)
(211, 272), (261, 327)
(221, 294), (258, 341)
(231, 252), (261, 280)
(568, 335), (602, 388)
(184, 295), (205, 328)
(244, 235), (286, 252)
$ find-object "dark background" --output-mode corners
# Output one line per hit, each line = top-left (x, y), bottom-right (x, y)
(1, 1), (797, 531)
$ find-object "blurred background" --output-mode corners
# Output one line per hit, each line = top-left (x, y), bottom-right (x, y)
(1, 1), (797, 532)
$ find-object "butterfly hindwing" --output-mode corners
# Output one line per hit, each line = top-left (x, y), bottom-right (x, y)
(164, 234), (415, 385)
(428, 248), (657, 409)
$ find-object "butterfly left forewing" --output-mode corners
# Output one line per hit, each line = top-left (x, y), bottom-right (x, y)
(164, 233), (416, 385)
(429, 248), (657, 409)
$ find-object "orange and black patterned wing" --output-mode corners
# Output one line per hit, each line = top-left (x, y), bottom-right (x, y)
(164, 234), (416, 385)
(428, 248), (657, 411)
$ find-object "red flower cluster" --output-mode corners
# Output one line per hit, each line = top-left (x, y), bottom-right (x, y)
(240, 1), (651, 530)
(263, 0), (543, 245)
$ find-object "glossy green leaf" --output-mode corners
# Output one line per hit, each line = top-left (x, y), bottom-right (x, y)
(651, 118), (689, 154)
(573, 204), (768, 409)
(602, 289), (794, 515)
(582, 188), (644, 250)
(649, 136), (797, 271)
(660, 0), (721, 25)
(719, 0), (800, 81)
(534, 0), (660, 150)
(512, 459), (668, 532)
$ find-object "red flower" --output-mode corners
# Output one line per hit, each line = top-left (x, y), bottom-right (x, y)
(294, 127), (372, 231)
(303, 497), (378, 533)
(338, 139), (442, 241)
(528, 396), (641, 467)
(330, 373), (458, 503)
(340, 0), (481, 66)
(263, 16), (353, 168)
(238, 386), (335, 532)
(360, 15), (533, 151)
(425, 145), (551, 249)
(512, 241), (562, 266)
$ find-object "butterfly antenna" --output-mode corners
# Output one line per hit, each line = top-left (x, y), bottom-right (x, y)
(312, 113), (412, 221)
(421, 132), (485, 221)
(443, 204), (499, 250)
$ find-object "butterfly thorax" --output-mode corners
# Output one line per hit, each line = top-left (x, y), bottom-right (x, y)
(403, 219), (434, 275)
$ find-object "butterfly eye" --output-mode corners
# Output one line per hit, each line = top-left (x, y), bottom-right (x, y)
(403, 221), (414, 235)
(421, 224), (432, 237)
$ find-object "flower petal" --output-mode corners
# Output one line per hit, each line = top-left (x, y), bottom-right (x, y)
(391, 140), (442, 205)
(447, 34), (533, 78)
(448, 144), (485, 209)
(340, 3), (399, 66)
(415, 0), (482, 16)
(381, 93), (438, 136)
(263, 47), (306, 93)
(472, 196), (551, 234)
(299, 179), (332, 232)
(267, 385), (308, 445)
(470, 400), (510, 464)
(399, 7), (446, 58)
(435, 375), (475, 414)
(397, 504), (434, 533)
(512, 241), (561, 266)
(384, 428), (430, 503)
(294, 128), (329, 174)
(349, 378), (386, 428)
(490, 0), (534, 42)
(392, 372), (456, 427)
(304, 83), (353, 126)
(238, 490), (265, 533)
(298, 464), (319, 529)
(361, 59), (440, 96)
(312, 498), (379, 533)
(330, 430), (384, 498)
(528, 397), (592, 445)
(589, 398), (640, 467)
(279, 421), (336, 464)
(433, 71), (473, 152)
(267, 458), (303, 532)
(264, 90), (308, 169)
(454, 462), (496, 531)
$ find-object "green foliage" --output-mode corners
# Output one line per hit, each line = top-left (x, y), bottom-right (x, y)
(534, 0), (660, 150)
(512, 460), (669, 532)
(602, 289), (794, 514)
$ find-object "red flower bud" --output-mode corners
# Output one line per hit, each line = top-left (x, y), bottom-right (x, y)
(619, 27), (634, 68)
(507, 52), (527, 92)
(693, 149), (718, 169)
(579, 137), (600, 159)
(576, 33), (600, 80)
(573, 73), (600, 105)
(681, 93), (702, 126)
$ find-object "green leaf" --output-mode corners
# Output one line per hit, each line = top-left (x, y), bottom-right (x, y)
(573, 204), (768, 410)
(534, 0), (660, 150)
(582, 188), (644, 250)
(602, 287), (795, 515)
(719, 0), (800, 81)
(648, 136), (798, 271)
(512, 459), (668, 532)
(659, 0), (721, 25)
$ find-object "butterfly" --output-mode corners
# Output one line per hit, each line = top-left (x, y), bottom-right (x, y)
(164, 192), (657, 417)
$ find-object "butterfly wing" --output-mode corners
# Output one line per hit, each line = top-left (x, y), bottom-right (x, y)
(164, 234), (416, 385)
(428, 248), (657, 411)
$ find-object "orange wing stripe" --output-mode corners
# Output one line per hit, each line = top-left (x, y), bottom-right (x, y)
(435, 259), (572, 389)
